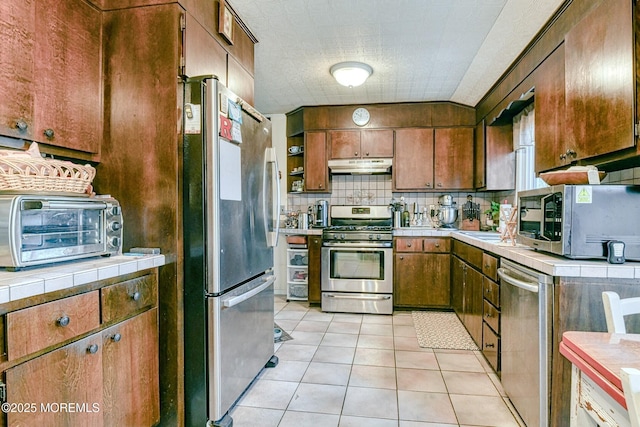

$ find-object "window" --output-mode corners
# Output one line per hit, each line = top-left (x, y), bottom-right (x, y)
(513, 105), (547, 195)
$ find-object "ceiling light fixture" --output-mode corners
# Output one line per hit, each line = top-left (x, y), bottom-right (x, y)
(330, 62), (373, 87)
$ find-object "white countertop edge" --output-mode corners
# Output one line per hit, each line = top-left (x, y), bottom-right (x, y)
(0, 254), (166, 304)
(395, 229), (640, 278)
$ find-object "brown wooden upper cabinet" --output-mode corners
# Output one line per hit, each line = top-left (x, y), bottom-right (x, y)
(394, 128), (435, 191)
(0, 0), (102, 156)
(434, 128), (474, 190)
(329, 129), (394, 159)
(535, 43), (567, 172)
(563, 0), (635, 164)
(304, 131), (329, 192)
(394, 127), (474, 191)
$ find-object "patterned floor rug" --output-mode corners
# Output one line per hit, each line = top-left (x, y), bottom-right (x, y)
(412, 311), (478, 350)
(274, 323), (293, 343)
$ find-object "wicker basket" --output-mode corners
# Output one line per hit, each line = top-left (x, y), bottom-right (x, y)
(0, 157), (95, 193)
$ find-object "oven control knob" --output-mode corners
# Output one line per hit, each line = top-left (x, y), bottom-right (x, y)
(376, 234), (382, 240)
(340, 234), (345, 240)
(368, 234), (374, 240)
(109, 236), (121, 247)
(109, 205), (121, 216)
(109, 221), (122, 231)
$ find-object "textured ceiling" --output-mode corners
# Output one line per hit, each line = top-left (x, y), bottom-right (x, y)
(229, 0), (565, 114)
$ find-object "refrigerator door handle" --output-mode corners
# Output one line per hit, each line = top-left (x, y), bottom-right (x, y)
(222, 275), (276, 308)
(264, 147), (280, 247)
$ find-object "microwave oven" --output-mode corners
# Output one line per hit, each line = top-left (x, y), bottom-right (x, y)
(517, 184), (640, 260)
(0, 195), (123, 270)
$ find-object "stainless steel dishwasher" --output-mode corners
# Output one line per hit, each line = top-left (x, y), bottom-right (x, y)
(498, 258), (553, 427)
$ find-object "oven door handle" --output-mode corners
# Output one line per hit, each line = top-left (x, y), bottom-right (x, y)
(324, 294), (391, 301)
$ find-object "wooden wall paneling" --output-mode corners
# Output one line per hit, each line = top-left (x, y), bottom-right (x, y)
(99, 5), (184, 425)
(184, 11), (227, 81)
(0, 0), (35, 141)
(227, 54), (254, 106)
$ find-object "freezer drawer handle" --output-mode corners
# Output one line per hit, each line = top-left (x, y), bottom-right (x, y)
(497, 268), (539, 293)
(324, 294), (391, 301)
(222, 275), (276, 308)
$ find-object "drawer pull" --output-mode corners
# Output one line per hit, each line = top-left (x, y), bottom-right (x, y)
(111, 333), (122, 343)
(131, 291), (141, 301)
(435, 243), (440, 248)
(56, 315), (70, 327)
(485, 343), (495, 349)
(485, 312), (492, 318)
(407, 242), (412, 247)
(87, 344), (99, 354)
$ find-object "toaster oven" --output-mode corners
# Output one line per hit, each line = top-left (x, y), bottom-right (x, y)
(517, 184), (640, 260)
(0, 195), (123, 269)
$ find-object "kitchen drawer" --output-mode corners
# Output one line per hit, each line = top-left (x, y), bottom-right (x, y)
(423, 238), (450, 253)
(483, 276), (500, 308)
(395, 238), (423, 252)
(452, 240), (483, 270)
(483, 299), (500, 333)
(482, 253), (498, 281)
(101, 274), (157, 324)
(482, 322), (500, 372)
(6, 291), (100, 360)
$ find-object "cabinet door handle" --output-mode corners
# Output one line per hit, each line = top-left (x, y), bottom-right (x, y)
(566, 149), (576, 158)
(131, 291), (141, 301)
(111, 333), (122, 343)
(437, 183), (442, 187)
(435, 243), (440, 248)
(87, 344), (99, 354)
(56, 315), (70, 327)
(43, 128), (55, 139)
(484, 343), (495, 349)
(485, 312), (492, 318)
(365, 152), (369, 156)
(559, 153), (566, 160)
(354, 152), (358, 156)
(399, 256), (404, 260)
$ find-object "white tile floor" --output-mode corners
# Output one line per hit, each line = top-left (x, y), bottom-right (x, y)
(230, 296), (526, 427)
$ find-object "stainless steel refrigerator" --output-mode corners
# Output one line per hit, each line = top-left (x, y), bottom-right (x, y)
(183, 76), (280, 427)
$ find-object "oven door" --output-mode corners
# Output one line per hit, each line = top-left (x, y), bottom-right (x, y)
(321, 245), (393, 294)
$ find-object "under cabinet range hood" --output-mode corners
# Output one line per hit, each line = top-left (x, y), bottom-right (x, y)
(328, 158), (392, 174)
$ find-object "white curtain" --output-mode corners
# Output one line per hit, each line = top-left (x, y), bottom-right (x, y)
(513, 105), (546, 195)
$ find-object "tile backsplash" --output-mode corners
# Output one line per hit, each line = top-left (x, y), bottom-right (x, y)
(286, 174), (501, 225)
(284, 166), (640, 226)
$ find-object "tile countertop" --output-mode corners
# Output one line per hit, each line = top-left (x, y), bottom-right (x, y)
(0, 254), (166, 305)
(394, 228), (640, 279)
(280, 228), (323, 236)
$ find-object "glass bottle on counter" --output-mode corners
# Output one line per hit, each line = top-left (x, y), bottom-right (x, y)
(402, 203), (410, 227)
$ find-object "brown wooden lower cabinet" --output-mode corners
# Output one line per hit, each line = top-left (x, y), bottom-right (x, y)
(394, 237), (451, 308)
(1, 271), (159, 427)
(5, 333), (104, 426)
(451, 240), (485, 348)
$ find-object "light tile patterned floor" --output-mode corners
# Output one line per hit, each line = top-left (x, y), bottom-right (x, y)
(230, 296), (526, 427)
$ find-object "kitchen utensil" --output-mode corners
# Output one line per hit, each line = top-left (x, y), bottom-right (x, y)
(461, 195), (481, 231)
(314, 200), (329, 227)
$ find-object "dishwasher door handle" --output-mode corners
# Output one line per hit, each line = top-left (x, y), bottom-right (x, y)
(497, 268), (539, 293)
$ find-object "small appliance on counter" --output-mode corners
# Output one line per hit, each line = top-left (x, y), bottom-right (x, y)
(433, 194), (458, 228)
(517, 184), (640, 260)
(0, 194), (123, 270)
(314, 200), (329, 228)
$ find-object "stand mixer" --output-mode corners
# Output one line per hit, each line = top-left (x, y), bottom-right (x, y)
(431, 194), (458, 228)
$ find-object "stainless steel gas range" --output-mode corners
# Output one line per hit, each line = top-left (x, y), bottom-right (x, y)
(321, 205), (393, 314)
